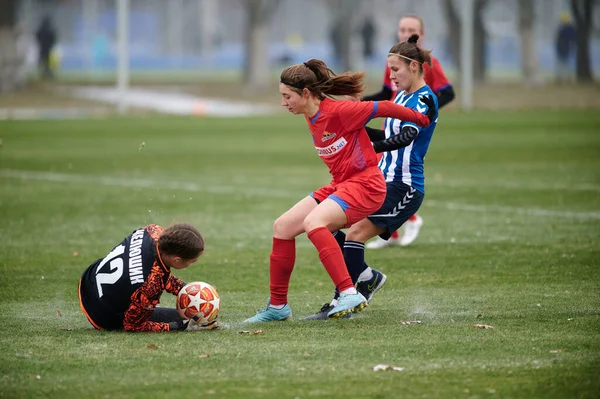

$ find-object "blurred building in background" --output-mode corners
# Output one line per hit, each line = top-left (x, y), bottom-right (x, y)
(5, 0), (600, 85)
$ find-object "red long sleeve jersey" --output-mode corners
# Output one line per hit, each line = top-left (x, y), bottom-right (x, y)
(79, 224), (185, 332)
(306, 98), (429, 184)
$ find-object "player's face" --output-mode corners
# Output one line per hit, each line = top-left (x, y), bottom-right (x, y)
(280, 83), (306, 114)
(397, 17), (423, 43)
(169, 254), (200, 270)
(387, 56), (417, 91)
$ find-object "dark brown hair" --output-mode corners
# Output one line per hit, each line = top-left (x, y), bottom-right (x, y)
(280, 58), (365, 100)
(388, 34), (432, 73)
(158, 223), (204, 259)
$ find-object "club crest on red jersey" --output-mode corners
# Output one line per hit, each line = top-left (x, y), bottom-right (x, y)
(321, 131), (337, 142)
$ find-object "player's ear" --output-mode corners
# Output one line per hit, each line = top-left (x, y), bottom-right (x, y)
(302, 87), (310, 98)
(411, 60), (419, 73)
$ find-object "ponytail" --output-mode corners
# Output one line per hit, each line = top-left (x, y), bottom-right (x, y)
(280, 59), (364, 100)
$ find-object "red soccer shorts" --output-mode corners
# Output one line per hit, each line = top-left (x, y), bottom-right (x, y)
(312, 166), (386, 227)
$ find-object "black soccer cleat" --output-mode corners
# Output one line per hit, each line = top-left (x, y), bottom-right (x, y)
(356, 269), (387, 302)
(303, 303), (351, 320)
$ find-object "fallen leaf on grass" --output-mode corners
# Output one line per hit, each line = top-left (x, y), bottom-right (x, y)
(146, 344), (159, 349)
(72, 251), (79, 257)
(238, 330), (264, 335)
(399, 320), (421, 325)
(550, 349), (562, 353)
(56, 309), (62, 317)
(198, 353), (210, 358)
(474, 324), (495, 329)
(35, 375), (41, 380)
(372, 364), (404, 372)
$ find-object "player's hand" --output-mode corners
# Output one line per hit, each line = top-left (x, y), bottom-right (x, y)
(184, 319), (219, 331)
(420, 94), (436, 123)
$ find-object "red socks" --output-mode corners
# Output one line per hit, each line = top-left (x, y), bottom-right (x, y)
(269, 237), (296, 306)
(269, 227), (356, 305)
(408, 214), (418, 222)
(307, 227), (354, 292)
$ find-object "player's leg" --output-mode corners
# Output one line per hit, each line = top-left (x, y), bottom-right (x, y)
(365, 224), (402, 249)
(304, 224), (380, 320)
(358, 183), (424, 298)
(399, 213), (423, 246)
(245, 196), (318, 322)
(345, 218), (388, 302)
(303, 198), (368, 319)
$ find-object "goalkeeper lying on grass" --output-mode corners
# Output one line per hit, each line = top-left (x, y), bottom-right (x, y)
(78, 223), (216, 332)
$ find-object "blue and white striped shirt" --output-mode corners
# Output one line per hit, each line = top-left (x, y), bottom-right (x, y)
(378, 85), (438, 194)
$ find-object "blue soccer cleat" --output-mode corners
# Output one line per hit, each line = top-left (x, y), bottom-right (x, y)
(327, 292), (367, 319)
(244, 301), (292, 323)
(356, 269), (387, 303)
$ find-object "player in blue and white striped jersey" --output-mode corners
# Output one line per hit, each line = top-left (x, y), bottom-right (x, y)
(304, 34), (438, 320)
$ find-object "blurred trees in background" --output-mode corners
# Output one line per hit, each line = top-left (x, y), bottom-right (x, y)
(571, 0), (596, 82)
(0, 0), (25, 93)
(244, 0), (280, 91)
(519, 0), (540, 85)
(442, 0), (488, 83)
(326, 0), (360, 72)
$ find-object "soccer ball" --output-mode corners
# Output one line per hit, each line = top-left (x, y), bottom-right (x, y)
(177, 281), (220, 324)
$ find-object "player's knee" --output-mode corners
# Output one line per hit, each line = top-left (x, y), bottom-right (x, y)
(273, 215), (296, 239)
(302, 215), (319, 233)
(346, 223), (370, 242)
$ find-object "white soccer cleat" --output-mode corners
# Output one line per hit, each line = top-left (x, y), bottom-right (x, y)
(366, 236), (399, 249)
(399, 215), (423, 246)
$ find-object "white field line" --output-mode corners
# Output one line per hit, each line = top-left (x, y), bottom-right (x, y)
(2, 169), (600, 221)
(429, 179), (600, 192)
(0, 169), (296, 199)
(423, 200), (600, 221)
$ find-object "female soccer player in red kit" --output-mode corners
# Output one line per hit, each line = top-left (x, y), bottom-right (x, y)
(363, 15), (455, 248)
(245, 59), (436, 322)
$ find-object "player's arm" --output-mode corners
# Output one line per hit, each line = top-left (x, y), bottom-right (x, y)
(435, 85), (455, 109)
(365, 126), (385, 142)
(165, 273), (185, 296)
(123, 267), (181, 332)
(373, 95), (436, 126)
(362, 85), (393, 102)
(428, 58), (455, 109)
(372, 125), (419, 153)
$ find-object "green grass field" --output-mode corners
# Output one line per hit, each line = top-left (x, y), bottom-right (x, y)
(0, 110), (599, 398)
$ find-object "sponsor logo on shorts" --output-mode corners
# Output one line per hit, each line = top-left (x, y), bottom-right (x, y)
(315, 137), (347, 157)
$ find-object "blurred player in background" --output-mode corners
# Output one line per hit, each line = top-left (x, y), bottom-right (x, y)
(305, 35), (439, 320)
(245, 59), (436, 322)
(363, 14), (455, 248)
(79, 223), (215, 332)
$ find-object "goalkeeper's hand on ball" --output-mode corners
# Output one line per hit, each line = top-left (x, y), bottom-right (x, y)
(184, 319), (219, 331)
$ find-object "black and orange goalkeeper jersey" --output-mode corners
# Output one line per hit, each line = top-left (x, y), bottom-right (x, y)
(79, 224), (185, 332)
